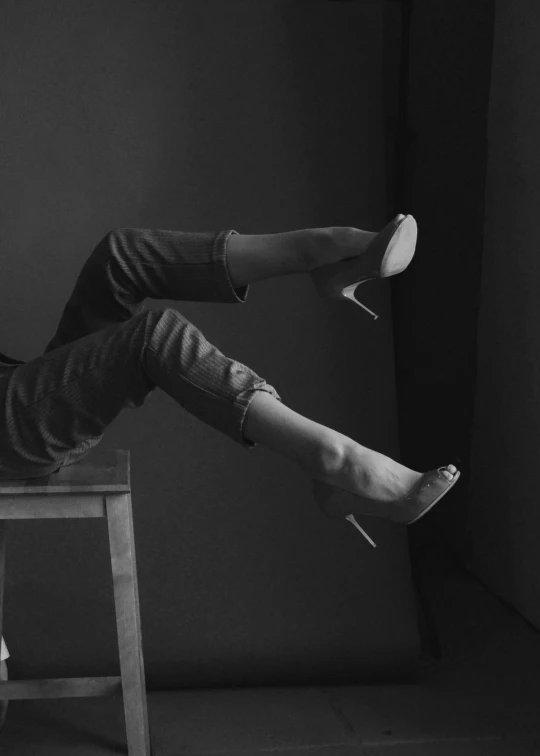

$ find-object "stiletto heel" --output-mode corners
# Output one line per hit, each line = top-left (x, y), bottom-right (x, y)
(311, 214), (418, 317)
(345, 514), (377, 548)
(341, 283), (379, 320)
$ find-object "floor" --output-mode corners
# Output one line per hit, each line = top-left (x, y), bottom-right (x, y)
(1, 532), (540, 756)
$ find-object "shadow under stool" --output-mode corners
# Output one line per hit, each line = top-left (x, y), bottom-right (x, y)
(0, 448), (151, 756)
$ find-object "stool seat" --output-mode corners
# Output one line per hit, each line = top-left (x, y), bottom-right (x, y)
(0, 448), (130, 495)
(0, 448), (151, 756)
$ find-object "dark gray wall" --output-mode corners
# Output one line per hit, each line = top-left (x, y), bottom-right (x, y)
(391, 0), (494, 555)
(469, 0), (540, 628)
(0, 0), (419, 686)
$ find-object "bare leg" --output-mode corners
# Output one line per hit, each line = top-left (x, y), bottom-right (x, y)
(30, 222), (453, 521)
(231, 220), (457, 522)
(243, 392), (456, 522)
(230, 215), (460, 523)
(226, 226), (378, 287)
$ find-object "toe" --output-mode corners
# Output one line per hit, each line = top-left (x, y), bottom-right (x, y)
(447, 464), (457, 474)
(441, 469), (453, 481)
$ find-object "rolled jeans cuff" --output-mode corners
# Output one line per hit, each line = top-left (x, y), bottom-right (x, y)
(236, 384), (282, 448)
(214, 229), (249, 303)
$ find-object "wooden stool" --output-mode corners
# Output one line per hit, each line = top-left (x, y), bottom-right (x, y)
(0, 448), (151, 756)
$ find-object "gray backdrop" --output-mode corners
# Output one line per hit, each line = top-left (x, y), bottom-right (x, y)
(0, 0), (419, 687)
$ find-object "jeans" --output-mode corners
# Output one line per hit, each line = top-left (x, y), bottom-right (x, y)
(0, 227), (280, 480)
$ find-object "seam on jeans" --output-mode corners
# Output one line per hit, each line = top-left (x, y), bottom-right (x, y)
(132, 230), (244, 302)
(9, 358), (135, 412)
(9, 374), (91, 411)
(131, 230), (236, 269)
(146, 345), (239, 404)
(133, 260), (217, 268)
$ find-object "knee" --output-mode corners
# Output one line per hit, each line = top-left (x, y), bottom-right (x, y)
(99, 228), (146, 261)
(145, 306), (183, 324)
(142, 307), (190, 339)
(93, 229), (127, 268)
(99, 228), (131, 252)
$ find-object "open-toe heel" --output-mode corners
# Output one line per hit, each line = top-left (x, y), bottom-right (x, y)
(314, 466), (460, 548)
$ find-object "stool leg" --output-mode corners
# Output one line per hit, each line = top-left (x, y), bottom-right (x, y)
(0, 520), (6, 641)
(106, 494), (151, 756)
(0, 521), (8, 728)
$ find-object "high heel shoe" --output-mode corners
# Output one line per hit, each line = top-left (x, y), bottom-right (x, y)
(311, 214), (418, 319)
(314, 466), (460, 548)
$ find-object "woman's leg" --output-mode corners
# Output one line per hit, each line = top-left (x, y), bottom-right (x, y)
(229, 225), (458, 511)
(21, 224), (455, 503)
(44, 225), (378, 351)
(45, 228), (244, 352)
(0, 306), (455, 519)
(0, 308), (279, 479)
(225, 226), (378, 287)
(243, 392), (455, 518)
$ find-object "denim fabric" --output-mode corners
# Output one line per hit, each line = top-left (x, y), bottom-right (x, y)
(0, 228), (280, 480)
